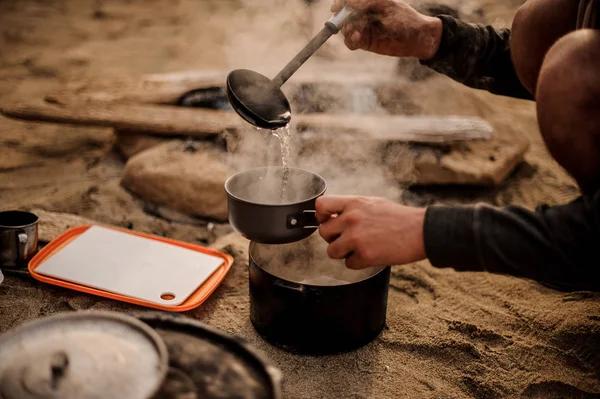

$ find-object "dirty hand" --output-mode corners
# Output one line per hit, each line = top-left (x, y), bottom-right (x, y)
(331, 0), (442, 59)
(315, 195), (427, 269)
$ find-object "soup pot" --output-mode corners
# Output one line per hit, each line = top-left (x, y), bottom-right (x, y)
(225, 167), (326, 244)
(248, 235), (390, 354)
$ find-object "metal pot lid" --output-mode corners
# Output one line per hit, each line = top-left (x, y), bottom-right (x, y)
(137, 312), (283, 399)
(0, 311), (168, 399)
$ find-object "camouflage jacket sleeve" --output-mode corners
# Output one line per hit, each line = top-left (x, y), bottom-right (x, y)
(420, 15), (534, 101)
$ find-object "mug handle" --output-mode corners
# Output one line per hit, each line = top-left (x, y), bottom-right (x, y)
(286, 210), (320, 229)
(17, 233), (28, 261)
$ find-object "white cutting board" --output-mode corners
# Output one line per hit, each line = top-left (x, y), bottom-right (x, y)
(35, 225), (224, 306)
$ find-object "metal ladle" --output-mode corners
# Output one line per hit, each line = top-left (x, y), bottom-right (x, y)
(226, 6), (358, 129)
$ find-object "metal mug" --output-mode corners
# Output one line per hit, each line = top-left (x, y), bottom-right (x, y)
(0, 211), (39, 268)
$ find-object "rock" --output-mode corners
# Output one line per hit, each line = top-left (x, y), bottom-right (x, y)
(210, 232), (248, 258)
(390, 130), (530, 186)
(28, 180), (220, 246)
(29, 208), (109, 243)
(121, 140), (232, 221)
(0, 119), (113, 171)
(142, 202), (207, 226)
(290, 121), (526, 187)
(0, 150), (123, 198)
(0, 150), (45, 172)
(114, 130), (169, 158)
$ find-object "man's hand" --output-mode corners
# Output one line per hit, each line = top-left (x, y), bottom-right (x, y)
(331, 0), (443, 60)
(315, 195), (427, 269)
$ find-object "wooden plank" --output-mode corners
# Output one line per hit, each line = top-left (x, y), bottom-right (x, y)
(2, 98), (492, 144)
(48, 70), (228, 105)
(1, 100), (242, 136)
(294, 113), (493, 143)
(44, 70), (408, 107)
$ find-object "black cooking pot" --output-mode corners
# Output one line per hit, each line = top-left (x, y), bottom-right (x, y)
(225, 167), (326, 244)
(248, 237), (390, 355)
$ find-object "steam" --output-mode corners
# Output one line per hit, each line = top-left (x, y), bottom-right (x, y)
(251, 234), (385, 286)
(226, 85), (415, 204)
(222, 0), (417, 280)
(224, 0), (317, 78)
(226, 166), (323, 205)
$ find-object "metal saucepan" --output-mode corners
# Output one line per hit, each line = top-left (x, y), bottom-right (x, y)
(248, 234), (390, 355)
(224, 167), (326, 244)
(226, 6), (358, 129)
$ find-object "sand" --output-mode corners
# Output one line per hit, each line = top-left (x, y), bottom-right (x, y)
(0, 0), (599, 398)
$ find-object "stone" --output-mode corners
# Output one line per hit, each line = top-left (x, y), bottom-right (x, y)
(0, 119), (113, 171)
(29, 209), (107, 243)
(114, 130), (169, 158)
(121, 140), (232, 221)
(27, 180), (220, 247)
(210, 232), (248, 258)
(388, 128), (530, 186)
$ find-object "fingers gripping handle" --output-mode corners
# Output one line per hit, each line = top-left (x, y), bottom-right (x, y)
(326, 5), (358, 33)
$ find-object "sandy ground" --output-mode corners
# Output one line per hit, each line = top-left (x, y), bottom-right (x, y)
(0, 0), (599, 398)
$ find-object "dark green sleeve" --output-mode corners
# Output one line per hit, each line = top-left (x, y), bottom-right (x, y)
(423, 193), (600, 292)
(420, 15), (534, 101)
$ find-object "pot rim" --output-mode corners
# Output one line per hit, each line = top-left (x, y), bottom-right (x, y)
(224, 166), (327, 207)
(248, 241), (389, 287)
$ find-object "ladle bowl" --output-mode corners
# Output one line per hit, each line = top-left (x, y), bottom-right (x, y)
(226, 70), (291, 130)
(226, 5), (358, 129)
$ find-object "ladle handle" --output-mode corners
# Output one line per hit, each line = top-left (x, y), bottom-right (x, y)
(326, 5), (358, 33)
(270, 5), (359, 89)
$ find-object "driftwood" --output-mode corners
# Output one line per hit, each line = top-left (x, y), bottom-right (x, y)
(0, 68), (530, 186)
(1, 99), (493, 144)
(48, 70), (228, 105)
(2, 69), (495, 144)
(46, 69), (405, 106)
(0, 100), (242, 137)
(295, 113), (493, 143)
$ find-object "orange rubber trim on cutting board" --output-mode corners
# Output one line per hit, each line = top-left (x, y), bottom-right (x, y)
(28, 225), (234, 312)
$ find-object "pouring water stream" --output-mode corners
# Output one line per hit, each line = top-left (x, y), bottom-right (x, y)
(228, 6), (358, 204)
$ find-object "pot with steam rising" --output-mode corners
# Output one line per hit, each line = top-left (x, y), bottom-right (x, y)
(248, 235), (391, 354)
(225, 167), (326, 244)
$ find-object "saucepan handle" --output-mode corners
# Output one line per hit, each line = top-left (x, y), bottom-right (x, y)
(326, 5), (359, 33)
(286, 210), (320, 229)
(17, 233), (28, 261)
